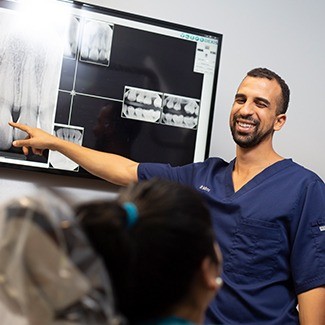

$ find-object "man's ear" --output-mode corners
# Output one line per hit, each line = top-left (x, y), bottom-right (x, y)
(274, 114), (287, 131)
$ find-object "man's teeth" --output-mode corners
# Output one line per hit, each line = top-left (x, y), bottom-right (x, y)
(238, 122), (254, 128)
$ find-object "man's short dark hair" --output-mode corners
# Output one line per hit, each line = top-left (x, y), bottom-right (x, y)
(247, 67), (290, 114)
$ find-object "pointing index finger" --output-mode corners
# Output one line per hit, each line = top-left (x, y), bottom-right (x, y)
(8, 122), (30, 133)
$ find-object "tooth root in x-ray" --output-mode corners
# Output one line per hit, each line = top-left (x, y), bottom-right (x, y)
(0, 103), (14, 150)
(0, 12), (63, 151)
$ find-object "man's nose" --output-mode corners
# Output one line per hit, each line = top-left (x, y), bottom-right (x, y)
(240, 101), (254, 115)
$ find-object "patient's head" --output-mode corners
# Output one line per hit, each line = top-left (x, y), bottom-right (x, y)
(76, 178), (222, 324)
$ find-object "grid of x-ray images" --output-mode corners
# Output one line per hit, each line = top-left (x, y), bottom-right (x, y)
(122, 87), (200, 129)
(56, 11), (201, 170)
(53, 16), (115, 172)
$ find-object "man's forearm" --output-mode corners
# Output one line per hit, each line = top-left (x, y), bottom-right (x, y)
(54, 138), (139, 185)
(9, 122), (139, 186)
(298, 286), (325, 325)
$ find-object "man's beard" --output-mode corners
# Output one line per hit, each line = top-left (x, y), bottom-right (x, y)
(230, 115), (274, 148)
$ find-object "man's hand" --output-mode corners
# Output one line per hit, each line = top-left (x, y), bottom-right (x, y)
(9, 122), (57, 156)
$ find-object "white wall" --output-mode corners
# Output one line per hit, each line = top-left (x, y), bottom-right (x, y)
(1, 0), (324, 204)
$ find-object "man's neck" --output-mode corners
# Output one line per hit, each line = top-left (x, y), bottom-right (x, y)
(232, 144), (284, 192)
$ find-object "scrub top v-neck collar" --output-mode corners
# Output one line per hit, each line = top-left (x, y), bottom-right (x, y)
(224, 158), (293, 198)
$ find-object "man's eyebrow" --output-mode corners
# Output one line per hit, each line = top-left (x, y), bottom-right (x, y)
(255, 97), (270, 105)
(235, 94), (271, 106)
(235, 94), (246, 99)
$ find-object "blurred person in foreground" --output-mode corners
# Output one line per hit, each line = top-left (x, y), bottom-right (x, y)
(76, 178), (223, 325)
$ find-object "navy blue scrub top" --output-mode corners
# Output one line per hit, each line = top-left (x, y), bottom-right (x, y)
(138, 158), (325, 324)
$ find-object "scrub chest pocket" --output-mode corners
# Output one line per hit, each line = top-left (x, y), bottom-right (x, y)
(225, 218), (281, 284)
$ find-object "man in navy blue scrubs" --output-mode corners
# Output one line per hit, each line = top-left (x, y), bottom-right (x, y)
(10, 68), (325, 324)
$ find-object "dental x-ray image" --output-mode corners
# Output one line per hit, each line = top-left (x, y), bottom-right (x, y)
(49, 125), (84, 171)
(79, 19), (113, 66)
(0, 9), (63, 156)
(122, 87), (200, 129)
(161, 95), (200, 129)
(122, 87), (162, 123)
(63, 15), (80, 59)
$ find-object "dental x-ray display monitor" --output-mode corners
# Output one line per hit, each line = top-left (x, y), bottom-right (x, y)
(0, 0), (222, 178)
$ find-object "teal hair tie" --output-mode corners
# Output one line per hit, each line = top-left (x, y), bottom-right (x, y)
(122, 202), (138, 228)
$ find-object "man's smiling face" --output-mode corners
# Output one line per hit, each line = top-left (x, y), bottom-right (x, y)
(229, 76), (282, 148)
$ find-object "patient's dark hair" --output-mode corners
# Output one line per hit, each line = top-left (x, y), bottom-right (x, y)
(76, 178), (219, 323)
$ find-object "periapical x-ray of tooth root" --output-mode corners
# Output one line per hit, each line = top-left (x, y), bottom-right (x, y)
(0, 10), (63, 151)
(80, 19), (113, 65)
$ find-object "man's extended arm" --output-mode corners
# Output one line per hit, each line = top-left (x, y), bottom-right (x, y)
(9, 122), (139, 186)
(298, 286), (325, 325)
